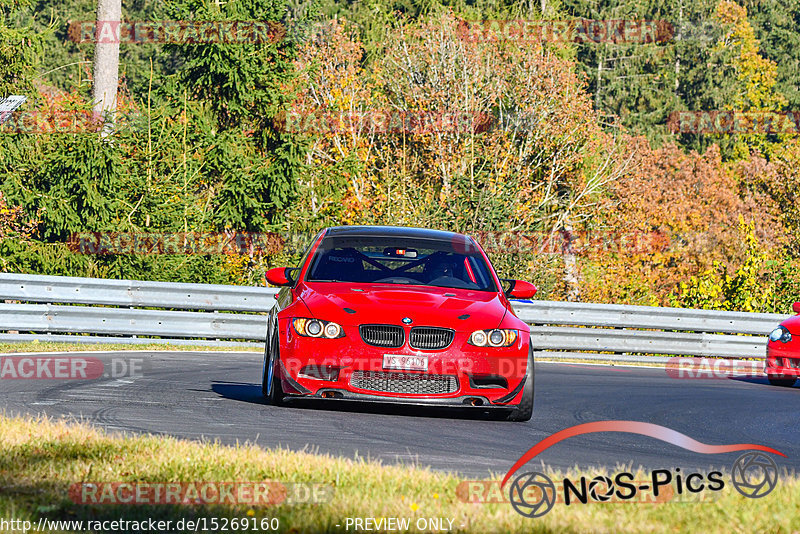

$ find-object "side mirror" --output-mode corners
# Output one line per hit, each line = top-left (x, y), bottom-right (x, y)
(793, 302), (800, 314)
(503, 279), (537, 299)
(265, 267), (294, 287)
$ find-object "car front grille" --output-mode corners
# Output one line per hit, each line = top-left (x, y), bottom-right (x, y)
(359, 324), (404, 348)
(350, 371), (459, 395)
(409, 327), (455, 350)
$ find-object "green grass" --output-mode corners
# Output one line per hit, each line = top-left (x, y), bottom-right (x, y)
(0, 414), (798, 533)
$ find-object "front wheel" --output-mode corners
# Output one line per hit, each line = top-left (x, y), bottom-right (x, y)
(262, 334), (285, 405)
(768, 376), (797, 387)
(506, 346), (534, 422)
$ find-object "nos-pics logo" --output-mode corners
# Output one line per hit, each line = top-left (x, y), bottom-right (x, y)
(503, 421), (783, 518)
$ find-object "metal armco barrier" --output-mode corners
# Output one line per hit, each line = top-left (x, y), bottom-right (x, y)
(0, 273), (273, 312)
(0, 273), (789, 360)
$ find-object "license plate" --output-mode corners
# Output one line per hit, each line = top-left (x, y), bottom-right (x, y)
(383, 354), (428, 371)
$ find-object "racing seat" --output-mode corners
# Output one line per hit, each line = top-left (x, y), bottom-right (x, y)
(313, 248), (365, 282)
(424, 254), (468, 284)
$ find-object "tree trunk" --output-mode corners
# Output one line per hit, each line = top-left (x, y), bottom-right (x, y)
(92, 0), (121, 132)
(561, 221), (582, 302)
(595, 50), (604, 113)
(674, 1), (683, 94)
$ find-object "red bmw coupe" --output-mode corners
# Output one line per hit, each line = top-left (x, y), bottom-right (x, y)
(765, 302), (800, 387)
(262, 226), (538, 421)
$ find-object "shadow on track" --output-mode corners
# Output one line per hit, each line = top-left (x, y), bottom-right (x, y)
(729, 375), (799, 389)
(209, 381), (267, 404)
(209, 381), (515, 421)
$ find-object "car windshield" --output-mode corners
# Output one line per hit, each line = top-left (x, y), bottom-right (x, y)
(306, 235), (497, 291)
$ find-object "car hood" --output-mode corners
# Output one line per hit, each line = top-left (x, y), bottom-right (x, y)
(297, 282), (508, 331)
(781, 315), (800, 334)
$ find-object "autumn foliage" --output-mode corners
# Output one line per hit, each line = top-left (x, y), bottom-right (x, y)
(580, 137), (784, 306)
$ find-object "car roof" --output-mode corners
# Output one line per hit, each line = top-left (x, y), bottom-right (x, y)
(323, 225), (467, 241)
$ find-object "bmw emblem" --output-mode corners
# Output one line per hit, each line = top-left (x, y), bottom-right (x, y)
(402, 317), (412, 325)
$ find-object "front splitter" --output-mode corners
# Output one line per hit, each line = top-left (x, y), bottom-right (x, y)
(286, 389), (512, 409)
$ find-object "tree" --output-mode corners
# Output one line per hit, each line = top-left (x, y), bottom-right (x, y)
(579, 137), (782, 305)
(559, 0), (790, 159)
(91, 0), (120, 127)
(0, 0), (46, 96)
(164, 0), (307, 232)
(559, 0), (719, 145)
(739, 0), (800, 110)
(289, 13), (627, 297)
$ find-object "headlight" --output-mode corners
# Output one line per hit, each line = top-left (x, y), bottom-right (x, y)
(307, 320), (323, 336)
(469, 329), (517, 347)
(768, 326), (792, 344)
(293, 318), (345, 339)
(324, 322), (342, 338)
(470, 330), (487, 346)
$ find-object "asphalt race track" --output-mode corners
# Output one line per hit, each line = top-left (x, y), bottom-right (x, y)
(1, 351), (798, 477)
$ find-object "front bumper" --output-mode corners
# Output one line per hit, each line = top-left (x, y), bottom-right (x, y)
(305, 389), (517, 409)
(276, 320), (530, 406)
(765, 342), (800, 376)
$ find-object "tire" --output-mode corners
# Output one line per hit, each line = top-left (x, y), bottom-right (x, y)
(261, 333), (285, 405)
(768, 376), (797, 387)
(506, 346), (534, 422)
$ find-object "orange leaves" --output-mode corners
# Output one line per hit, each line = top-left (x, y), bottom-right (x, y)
(287, 12), (628, 297)
(580, 135), (784, 305)
(0, 191), (36, 242)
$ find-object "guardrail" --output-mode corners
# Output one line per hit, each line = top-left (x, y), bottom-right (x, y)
(514, 301), (788, 361)
(0, 95), (27, 126)
(0, 273), (789, 360)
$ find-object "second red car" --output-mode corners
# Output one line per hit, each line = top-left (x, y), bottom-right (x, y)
(765, 302), (800, 387)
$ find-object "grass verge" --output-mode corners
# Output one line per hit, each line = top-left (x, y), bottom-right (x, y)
(0, 414), (797, 533)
